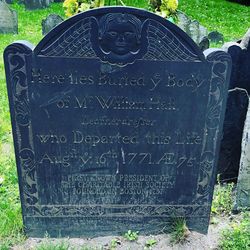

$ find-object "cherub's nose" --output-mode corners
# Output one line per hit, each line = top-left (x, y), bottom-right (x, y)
(117, 34), (125, 42)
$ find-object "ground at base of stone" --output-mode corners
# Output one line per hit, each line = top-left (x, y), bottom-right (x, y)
(12, 215), (233, 250)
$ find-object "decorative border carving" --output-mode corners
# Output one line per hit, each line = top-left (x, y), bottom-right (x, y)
(196, 50), (231, 204)
(4, 43), (39, 207)
(26, 205), (209, 218)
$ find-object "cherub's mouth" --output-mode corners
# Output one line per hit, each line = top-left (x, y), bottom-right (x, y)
(116, 42), (127, 47)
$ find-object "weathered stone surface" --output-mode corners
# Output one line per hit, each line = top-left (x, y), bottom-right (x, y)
(42, 14), (63, 35)
(24, 0), (52, 10)
(222, 29), (250, 92)
(235, 98), (250, 210)
(208, 31), (224, 44)
(176, 11), (208, 45)
(217, 89), (249, 182)
(4, 7), (231, 237)
(0, 0), (17, 34)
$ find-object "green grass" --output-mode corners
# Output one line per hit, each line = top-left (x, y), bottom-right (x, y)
(0, 0), (249, 249)
(211, 180), (235, 215)
(178, 0), (250, 42)
(219, 212), (250, 250)
(169, 217), (190, 244)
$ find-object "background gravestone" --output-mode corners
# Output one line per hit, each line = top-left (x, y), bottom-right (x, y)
(24, 0), (52, 10)
(4, 7), (231, 237)
(217, 29), (250, 181)
(208, 31), (224, 44)
(177, 11), (208, 46)
(235, 100), (250, 210)
(42, 14), (64, 35)
(222, 29), (250, 92)
(0, 0), (18, 34)
(217, 89), (249, 182)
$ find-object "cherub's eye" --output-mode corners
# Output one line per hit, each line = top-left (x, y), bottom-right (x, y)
(108, 31), (117, 37)
(125, 32), (133, 37)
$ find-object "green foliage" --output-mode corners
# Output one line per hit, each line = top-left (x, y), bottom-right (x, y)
(219, 212), (250, 250)
(150, 0), (178, 18)
(110, 238), (120, 249)
(123, 230), (139, 241)
(170, 217), (190, 244)
(211, 179), (234, 215)
(145, 238), (157, 249)
(63, 0), (105, 17)
(36, 240), (70, 250)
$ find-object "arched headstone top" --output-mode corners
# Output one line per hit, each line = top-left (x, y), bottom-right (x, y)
(35, 7), (205, 64)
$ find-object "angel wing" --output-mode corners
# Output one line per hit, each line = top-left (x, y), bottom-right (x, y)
(143, 20), (202, 61)
(40, 17), (97, 58)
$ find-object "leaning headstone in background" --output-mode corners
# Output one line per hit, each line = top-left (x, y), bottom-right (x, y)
(208, 31), (224, 44)
(0, 0), (17, 34)
(235, 100), (250, 210)
(199, 36), (210, 52)
(42, 14), (63, 35)
(217, 89), (249, 182)
(4, 7), (231, 237)
(222, 29), (250, 92)
(24, 0), (52, 10)
(177, 11), (208, 45)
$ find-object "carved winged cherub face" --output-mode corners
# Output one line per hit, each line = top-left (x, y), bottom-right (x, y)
(99, 14), (142, 58)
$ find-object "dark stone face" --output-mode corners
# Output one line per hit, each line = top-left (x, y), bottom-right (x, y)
(100, 20), (139, 55)
(4, 7), (231, 238)
(223, 29), (250, 92)
(97, 13), (143, 63)
(218, 89), (249, 182)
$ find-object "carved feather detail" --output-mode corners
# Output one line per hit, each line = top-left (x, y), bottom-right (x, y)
(40, 17), (97, 58)
(143, 21), (200, 61)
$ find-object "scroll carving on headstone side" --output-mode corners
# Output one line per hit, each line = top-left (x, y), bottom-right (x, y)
(4, 7), (231, 237)
(4, 43), (38, 207)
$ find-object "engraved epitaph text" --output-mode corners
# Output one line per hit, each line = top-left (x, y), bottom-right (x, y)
(4, 8), (231, 237)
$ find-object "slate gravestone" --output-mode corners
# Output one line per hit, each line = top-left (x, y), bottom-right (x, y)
(199, 36), (210, 52)
(42, 14), (64, 35)
(4, 7), (231, 237)
(176, 11), (208, 45)
(24, 0), (52, 10)
(217, 89), (249, 182)
(222, 29), (250, 92)
(235, 100), (250, 210)
(0, 0), (17, 34)
(208, 31), (224, 44)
